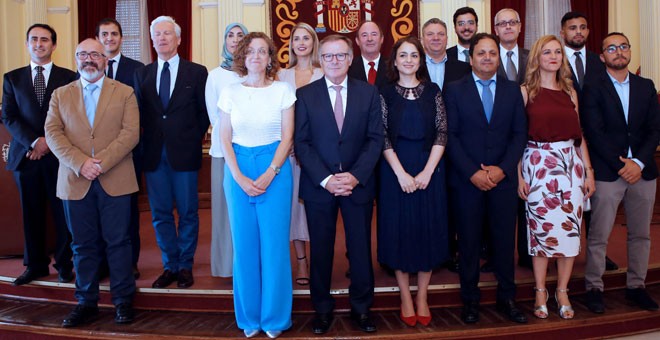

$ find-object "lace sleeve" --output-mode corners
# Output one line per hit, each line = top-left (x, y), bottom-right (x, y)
(381, 95), (393, 150)
(434, 91), (448, 146)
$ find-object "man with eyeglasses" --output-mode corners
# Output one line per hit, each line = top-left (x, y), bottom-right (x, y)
(45, 38), (140, 327)
(493, 8), (528, 85)
(294, 34), (383, 335)
(2, 24), (76, 287)
(447, 6), (479, 63)
(581, 32), (660, 315)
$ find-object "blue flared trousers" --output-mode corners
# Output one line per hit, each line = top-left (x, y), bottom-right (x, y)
(224, 141), (293, 331)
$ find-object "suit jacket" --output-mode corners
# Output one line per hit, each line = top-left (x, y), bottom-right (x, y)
(348, 56), (389, 89)
(294, 77), (384, 204)
(496, 47), (529, 85)
(44, 78), (140, 200)
(114, 54), (144, 87)
(445, 74), (527, 188)
(2, 65), (77, 171)
(134, 58), (209, 172)
(570, 50), (606, 98)
(446, 46), (459, 62)
(442, 58), (472, 92)
(581, 72), (660, 182)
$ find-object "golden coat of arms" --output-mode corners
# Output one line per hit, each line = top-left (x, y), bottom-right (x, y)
(314, 0), (374, 33)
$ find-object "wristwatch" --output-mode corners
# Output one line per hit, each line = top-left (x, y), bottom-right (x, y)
(269, 164), (281, 175)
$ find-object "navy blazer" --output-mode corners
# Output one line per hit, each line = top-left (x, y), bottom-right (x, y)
(496, 47), (529, 85)
(445, 74), (527, 188)
(441, 58), (472, 92)
(581, 72), (660, 182)
(2, 64), (77, 170)
(134, 58), (209, 172)
(114, 54), (144, 88)
(348, 56), (389, 89)
(570, 50), (606, 98)
(294, 76), (384, 204)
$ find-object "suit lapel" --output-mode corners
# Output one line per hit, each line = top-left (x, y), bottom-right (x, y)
(467, 77), (489, 125)
(315, 78), (341, 136)
(343, 79), (358, 136)
(627, 75), (639, 128)
(92, 78), (115, 131)
(69, 81), (89, 129)
(168, 60), (186, 108)
(602, 75), (626, 124)
(145, 63), (163, 112)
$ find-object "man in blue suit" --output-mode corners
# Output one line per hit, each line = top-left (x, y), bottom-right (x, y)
(295, 34), (383, 335)
(444, 33), (527, 324)
(134, 16), (209, 290)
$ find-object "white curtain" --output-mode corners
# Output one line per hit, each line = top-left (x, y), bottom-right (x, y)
(116, 0), (152, 64)
(524, 0), (571, 49)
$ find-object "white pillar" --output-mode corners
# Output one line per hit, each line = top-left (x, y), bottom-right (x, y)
(217, 0), (243, 64)
(638, 0), (659, 84)
(26, 0), (48, 25)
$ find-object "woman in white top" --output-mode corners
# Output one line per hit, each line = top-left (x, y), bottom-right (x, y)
(205, 22), (248, 278)
(276, 22), (323, 287)
(219, 32), (296, 339)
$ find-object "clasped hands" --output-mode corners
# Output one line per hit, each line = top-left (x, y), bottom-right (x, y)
(325, 172), (359, 196)
(26, 137), (50, 160)
(80, 158), (103, 181)
(237, 170), (276, 197)
(397, 169), (433, 194)
(618, 156), (642, 184)
(471, 164), (505, 191)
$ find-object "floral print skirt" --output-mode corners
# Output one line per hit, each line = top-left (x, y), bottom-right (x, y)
(522, 140), (585, 257)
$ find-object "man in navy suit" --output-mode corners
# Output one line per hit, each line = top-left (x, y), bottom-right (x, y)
(347, 21), (388, 89)
(444, 33), (527, 324)
(134, 16), (209, 290)
(2, 24), (76, 286)
(96, 17), (144, 279)
(295, 34), (383, 335)
(582, 32), (660, 314)
(446, 7), (478, 63)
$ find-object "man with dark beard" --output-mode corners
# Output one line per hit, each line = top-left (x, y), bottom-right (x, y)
(581, 32), (660, 314)
(447, 7), (478, 63)
(45, 38), (139, 327)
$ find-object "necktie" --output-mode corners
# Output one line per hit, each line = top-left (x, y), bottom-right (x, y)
(574, 51), (585, 88)
(107, 59), (115, 79)
(477, 79), (494, 123)
(84, 84), (99, 127)
(506, 50), (517, 81)
(462, 49), (470, 62)
(367, 61), (376, 85)
(34, 66), (46, 106)
(159, 61), (171, 110)
(332, 85), (344, 132)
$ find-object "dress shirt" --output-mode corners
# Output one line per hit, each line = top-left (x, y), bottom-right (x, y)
(156, 54), (180, 97)
(30, 61), (54, 148)
(472, 72), (497, 99)
(564, 46), (587, 78)
(499, 44), (519, 72)
(79, 75), (105, 108)
(606, 71), (643, 169)
(320, 75), (349, 188)
(106, 54), (122, 79)
(457, 45), (470, 62)
(360, 55), (380, 79)
(426, 54), (447, 89)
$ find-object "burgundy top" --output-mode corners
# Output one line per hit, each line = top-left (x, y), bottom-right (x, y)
(526, 88), (582, 142)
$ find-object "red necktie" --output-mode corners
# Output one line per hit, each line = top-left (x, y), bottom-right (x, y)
(367, 61), (376, 85)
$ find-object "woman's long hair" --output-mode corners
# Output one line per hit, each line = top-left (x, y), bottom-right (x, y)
(523, 35), (574, 102)
(287, 22), (320, 69)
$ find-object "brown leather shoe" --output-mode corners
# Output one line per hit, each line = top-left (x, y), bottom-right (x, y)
(152, 270), (178, 288)
(177, 269), (194, 288)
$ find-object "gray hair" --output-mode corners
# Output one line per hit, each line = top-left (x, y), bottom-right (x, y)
(150, 16), (181, 38)
(494, 8), (521, 23)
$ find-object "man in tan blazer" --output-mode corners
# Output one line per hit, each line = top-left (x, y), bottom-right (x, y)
(45, 38), (139, 328)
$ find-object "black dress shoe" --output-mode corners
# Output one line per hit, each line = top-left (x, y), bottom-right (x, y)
(13, 268), (49, 286)
(496, 299), (528, 323)
(605, 256), (619, 271)
(62, 305), (99, 328)
(480, 261), (494, 273)
(152, 270), (178, 288)
(115, 303), (135, 324)
(58, 269), (74, 283)
(625, 288), (659, 311)
(461, 302), (479, 324)
(350, 312), (377, 333)
(311, 313), (333, 334)
(177, 269), (194, 288)
(586, 288), (605, 313)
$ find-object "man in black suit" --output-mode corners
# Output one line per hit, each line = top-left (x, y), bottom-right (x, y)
(446, 7), (478, 63)
(347, 21), (388, 88)
(95, 17), (144, 279)
(582, 32), (660, 314)
(560, 11), (617, 271)
(421, 18), (471, 91)
(1, 24), (76, 286)
(295, 34), (383, 335)
(444, 33), (528, 325)
(134, 16), (209, 290)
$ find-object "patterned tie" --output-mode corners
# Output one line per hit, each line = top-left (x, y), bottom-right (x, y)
(159, 61), (171, 109)
(107, 59), (115, 79)
(574, 51), (585, 88)
(367, 61), (376, 85)
(84, 84), (99, 127)
(34, 66), (46, 106)
(506, 51), (517, 81)
(462, 49), (470, 62)
(332, 85), (344, 132)
(477, 79), (494, 123)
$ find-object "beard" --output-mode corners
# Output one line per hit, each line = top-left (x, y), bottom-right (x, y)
(458, 30), (474, 45)
(604, 56), (630, 71)
(565, 38), (586, 50)
(78, 62), (102, 81)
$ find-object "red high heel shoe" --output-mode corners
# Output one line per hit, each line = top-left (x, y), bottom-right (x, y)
(399, 310), (417, 327)
(417, 314), (432, 326)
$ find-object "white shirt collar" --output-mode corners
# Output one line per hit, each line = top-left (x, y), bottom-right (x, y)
(325, 75), (348, 88)
(361, 54), (380, 68)
(565, 45), (587, 58)
(80, 75), (105, 90)
(158, 54), (180, 68)
(30, 61), (53, 72)
(500, 44), (519, 57)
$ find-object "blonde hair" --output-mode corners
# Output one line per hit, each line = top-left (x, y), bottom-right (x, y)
(523, 35), (574, 102)
(287, 22), (320, 68)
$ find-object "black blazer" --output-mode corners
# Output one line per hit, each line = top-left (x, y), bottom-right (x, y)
(496, 47), (529, 85)
(581, 72), (660, 181)
(442, 58), (472, 92)
(570, 50), (606, 98)
(294, 77), (384, 204)
(348, 56), (389, 89)
(2, 64), (77, 170)
(134, 58), (209, 172)
(114, 54), (144, 87)
(446, 46), (459, 62)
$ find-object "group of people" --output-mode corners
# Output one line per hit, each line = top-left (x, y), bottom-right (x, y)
(2, 5), (659, 339)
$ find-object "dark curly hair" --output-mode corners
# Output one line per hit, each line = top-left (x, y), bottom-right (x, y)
(386, 36), (430, 83)
(232, 32), (280, 79)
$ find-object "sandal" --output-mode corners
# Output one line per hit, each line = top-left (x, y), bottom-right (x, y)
(555, 288), (575, 319)
(295, 256), (309, 286)
(533, 287), (549, 319)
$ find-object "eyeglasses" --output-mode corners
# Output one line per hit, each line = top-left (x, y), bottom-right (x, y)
(246, 48), (269, 57)
(603, 43), (631, 54)
(321, 53), (349, 62)
(456, 20), (476, 27)
(75, 51), (105, 60)
(495, 20), (520, 27)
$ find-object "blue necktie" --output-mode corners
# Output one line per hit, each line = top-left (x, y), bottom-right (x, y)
(84, 84), (99, 127)
(159, 61), (170, 110)
(477, 79), (494, 122)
